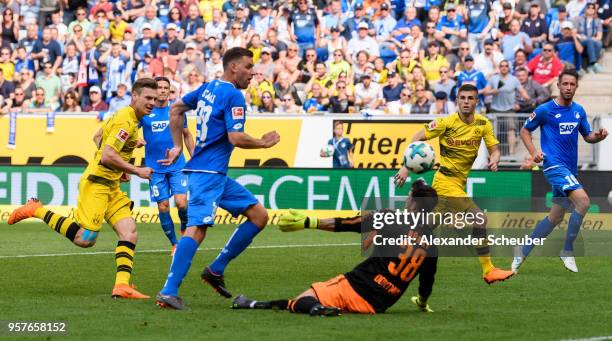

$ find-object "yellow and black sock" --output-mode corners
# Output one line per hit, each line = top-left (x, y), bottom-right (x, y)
(34, 207), (80, 242)
(476, 247), (495, 275)
(115, 241), (136, 286)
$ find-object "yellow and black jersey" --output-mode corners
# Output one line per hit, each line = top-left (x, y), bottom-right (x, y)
(424, 112), (499, 196)
(83, 106), (140, 185)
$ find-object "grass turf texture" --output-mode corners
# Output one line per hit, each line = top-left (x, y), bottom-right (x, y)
(1, 223), (611, 340)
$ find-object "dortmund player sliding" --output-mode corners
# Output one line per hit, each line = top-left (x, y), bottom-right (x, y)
(394, 84), (514, 284)
(233, 180), (438, 316)
(8, 78), (158, 299)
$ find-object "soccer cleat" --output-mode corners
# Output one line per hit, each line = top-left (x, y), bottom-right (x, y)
(155, 293), (186, 310)
(560, 251), (578, 273)
(309, 304), (341, 317)
(111, 284), (150, 299)
(483, 267), (514, 284)
(201, 267), (232, 298)
(232, 295), (255, 309)
(410, 296), (434, 313)
(8, 198), (42, 225)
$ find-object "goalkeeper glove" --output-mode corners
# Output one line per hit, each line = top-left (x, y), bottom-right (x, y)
(410, 295), (434, 313)
(278, 209), (318, 232)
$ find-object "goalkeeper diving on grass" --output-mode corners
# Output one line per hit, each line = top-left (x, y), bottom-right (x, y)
(231, 180), (438, 316)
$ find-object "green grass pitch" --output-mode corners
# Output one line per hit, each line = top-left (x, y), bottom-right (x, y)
(1, 223), (611, 340)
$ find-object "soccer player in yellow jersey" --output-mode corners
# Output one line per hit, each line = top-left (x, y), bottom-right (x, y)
(8, 78), (159, 299)
(394, 84), (514, 284)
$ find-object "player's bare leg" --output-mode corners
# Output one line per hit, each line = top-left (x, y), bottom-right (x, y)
(560, 189), (590, 272)
(111, 217), (149, 299)
(174, 193), (188, 235)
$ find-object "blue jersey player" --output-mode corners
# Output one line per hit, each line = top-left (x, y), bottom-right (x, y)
(514, 70), (608, 273)
(155, 47), (280, 310)
(139, 77), (194, 255)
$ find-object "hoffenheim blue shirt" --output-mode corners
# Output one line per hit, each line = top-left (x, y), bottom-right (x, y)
(140, 105), (187, 173)
(181, 80), (246, 174)
(523, 100), (591, 175)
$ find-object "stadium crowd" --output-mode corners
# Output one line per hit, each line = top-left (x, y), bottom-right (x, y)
(0, 0), (609, 117)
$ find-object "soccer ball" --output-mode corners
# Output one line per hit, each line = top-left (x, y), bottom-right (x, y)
(321, 145), (334, 157)
(403, 142), (435, 174)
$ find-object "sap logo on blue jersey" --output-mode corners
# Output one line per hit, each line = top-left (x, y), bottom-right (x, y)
(152, 120), (169, 132)
(559, 122), (578, 135)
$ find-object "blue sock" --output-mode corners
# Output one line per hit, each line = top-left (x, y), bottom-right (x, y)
(209, 221), (262, 275)
(522, 217), (556, 256)
(178, 208), (188, 233)
(159, 211), (177, 245)
(160, 236), (198, 296)
(564, 210), (584, 252)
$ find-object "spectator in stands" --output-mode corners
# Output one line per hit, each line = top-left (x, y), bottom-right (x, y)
(288, 0), (320, 57)
(326, 48), (352, 83)
(2, 8), (18, 46)
(549, 5), (569, 43)
(62, 90), (82, 112)
(83, 86), (108, 112)
(251, 2), (274, 38)
(354, 73), (383, 111)
(347, 23), (379, 63)
(520, 3), (547, 48)
(256, 90), (276, 113)
(177, 42), (206, 81)
(408, 25), (428, 59)
(436, 3), (467, 50)
(513, 67), (550, 113)
(247, 66), (274, 110)
(463, 0), (496, 54)
(387, 87), (412, 114)
(526, 42), (564, 88)
(342, 3), (371, 41)
(566, 0), (589, 19)
(600, 0), (612, 47)
(9, 87), (27, 112)
(181, 4), (205, 38)
(383, 70), (404, 103)
(193, 28), (210, 53)
(31, 27), (63, 74)
(150, 44), (177, 76)
(351, 51), (371, 86)
(576, 2), (604, 73)
(0, 69), (14, 101)
(60, 43), (79, 79)
(265, 28), (288, 60)
(388, 49), (419, 82)
(432, 68), (454, 99)
(450, 41), (471, 72)
(275, 43), (301, 84)
(26, 87), (52, 113)
(495, 2), (515, 37)
(276, 93), (305, 114)
(108, 83), (131, 114)
(224, 20), (248, 50)
(392, 7), (422, 44)
(555, 21), (584, 71)
(68, 7), (92, 36)
(248, 34), (264, 64)
(110, 10), (129, 43)
(421, 41), (449, 82)
(502, 19), (533, 62)
(163, 23), (186, 62)
(206, 9), (227, 41)
(34, 61), (61, 110)
(513, 48), (530, 71)
(329, 80), (354, 113)
(0, 47), (14, 81)
(134, 24), (161, 63)
(411, 84), (431, 114)
(373, 2), (397, 47)
(14, 47), (35, 74)
(322, 0), (346, 37)
(297, 47), (318, 83)
(475, 39), (504, 78)
(484, 60), (529, 155)
(99, 42), (131, 98)
(372, 58), (389, 84)
(17, 68), (35, 100)
(180, 70), (201, 95)
(206, 50), (224, 80)
(303, 82), (329, 113)
(305, 62), (332, 96)
(429, 91), (456, 115)
(89, 0), (112, 21)
(235, 3), (252, 32)
(133, 5), (164, 39)
(274, 71), (301, 106)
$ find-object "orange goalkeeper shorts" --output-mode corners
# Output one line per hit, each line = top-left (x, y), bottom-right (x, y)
(311, 274), (376, 314)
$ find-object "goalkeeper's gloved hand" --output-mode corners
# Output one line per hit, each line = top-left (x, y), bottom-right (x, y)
(410, 295), (434, 313)
(278, 209), (318, 232)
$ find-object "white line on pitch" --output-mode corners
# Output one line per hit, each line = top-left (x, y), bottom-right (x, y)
(561, 336), (612, 341)
(0, 243), (361, 259)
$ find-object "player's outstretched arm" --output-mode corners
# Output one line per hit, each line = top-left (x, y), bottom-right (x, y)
(584, 128), (608, 144)
(394, 129), (428, 188)
(158, 100), (191, 166)
(228, 131), (280, 149)
(182, 127), (195, 156)
(101, 145), (153, 180)
(487, 144), (500, 172)
(520, 127), (544, 163)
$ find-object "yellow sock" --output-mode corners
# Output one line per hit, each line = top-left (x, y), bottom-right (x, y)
(478, 254), (495, 275)
(115, 241), (136, 286)
(34, 207), (80, 241)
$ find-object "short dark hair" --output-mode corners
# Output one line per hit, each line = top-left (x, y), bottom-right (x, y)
(558, 69), (579, 82)
(457, 83), (479, 96)
(222, 47), (253, 70)
(409, 179), (438, 213)
(132, 77), (158, 94)
(154, 76), (171, 86)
